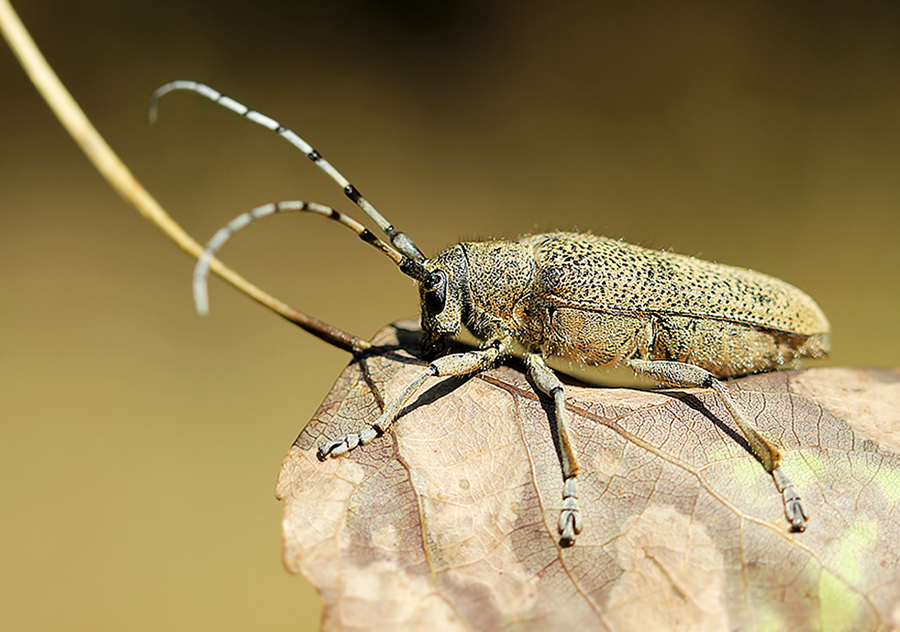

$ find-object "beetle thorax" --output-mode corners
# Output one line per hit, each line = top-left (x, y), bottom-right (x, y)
(418, 241), (536, 356)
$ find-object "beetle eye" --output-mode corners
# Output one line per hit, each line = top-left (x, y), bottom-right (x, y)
(423, 270), (447, 314)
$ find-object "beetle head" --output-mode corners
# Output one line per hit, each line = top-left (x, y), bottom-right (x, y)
(415, 246), (468, 359)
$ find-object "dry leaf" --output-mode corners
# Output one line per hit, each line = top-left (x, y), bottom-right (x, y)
(277, 320), (900, 632)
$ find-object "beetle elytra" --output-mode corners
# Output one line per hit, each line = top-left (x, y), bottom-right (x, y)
(151, 81), (830, 547)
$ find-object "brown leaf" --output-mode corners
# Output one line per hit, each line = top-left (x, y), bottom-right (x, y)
(277, 320), (900, 632)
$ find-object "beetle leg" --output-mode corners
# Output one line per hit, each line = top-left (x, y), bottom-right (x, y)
(525, 353), (582, 548)
(316, 343), (504, 461)
(626, 359), (808, 532)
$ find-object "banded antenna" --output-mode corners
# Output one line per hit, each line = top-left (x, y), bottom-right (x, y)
(149, 80), (426, 262)
(192, 201), (430, 316)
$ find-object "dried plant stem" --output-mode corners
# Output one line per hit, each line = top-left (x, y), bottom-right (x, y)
(0, 0), (369, 354)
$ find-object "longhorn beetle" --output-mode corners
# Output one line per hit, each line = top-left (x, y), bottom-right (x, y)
(150, 81), (830, 548)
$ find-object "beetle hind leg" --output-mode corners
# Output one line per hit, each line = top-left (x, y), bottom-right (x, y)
(627, 358), (808, 532)
(525, 353), (582, 547)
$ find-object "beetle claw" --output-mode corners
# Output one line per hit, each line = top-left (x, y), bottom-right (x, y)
(558, 510), (580, 548)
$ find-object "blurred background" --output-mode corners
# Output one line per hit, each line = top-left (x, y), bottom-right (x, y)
(2, 1), (898, 630)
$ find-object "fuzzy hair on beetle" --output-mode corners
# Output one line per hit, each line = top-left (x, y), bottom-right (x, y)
(150, 81), (830, 548)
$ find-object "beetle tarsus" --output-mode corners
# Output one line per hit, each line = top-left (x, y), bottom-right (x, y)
(773, 466), (808, 532)
(316, 426), (381, 461)
(558, 477), (582, 547)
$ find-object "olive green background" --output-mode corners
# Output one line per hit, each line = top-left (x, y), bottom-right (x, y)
(2, 2), (898, 630)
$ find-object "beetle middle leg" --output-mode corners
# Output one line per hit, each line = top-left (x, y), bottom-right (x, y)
(627, 359), (808, 532)
(525, 353), (582, 548)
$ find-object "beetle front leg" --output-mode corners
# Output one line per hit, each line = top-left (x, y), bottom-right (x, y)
(525, 353), (582, 548)
(317, 343), (504, 461)
(627, 359), (808, 532)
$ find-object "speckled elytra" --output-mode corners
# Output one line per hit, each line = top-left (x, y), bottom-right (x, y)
(151, 81), (830, 548)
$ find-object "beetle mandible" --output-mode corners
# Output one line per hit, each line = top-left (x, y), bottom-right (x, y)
(150, 81), (830, 548)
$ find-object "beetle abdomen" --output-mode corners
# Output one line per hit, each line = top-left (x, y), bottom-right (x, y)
(534, 306), (828, 377)
(650, 314), (828, 377)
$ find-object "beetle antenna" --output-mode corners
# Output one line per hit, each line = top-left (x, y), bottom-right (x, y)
(150, 81), (426, 262)
(193, 201), (429, 316)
